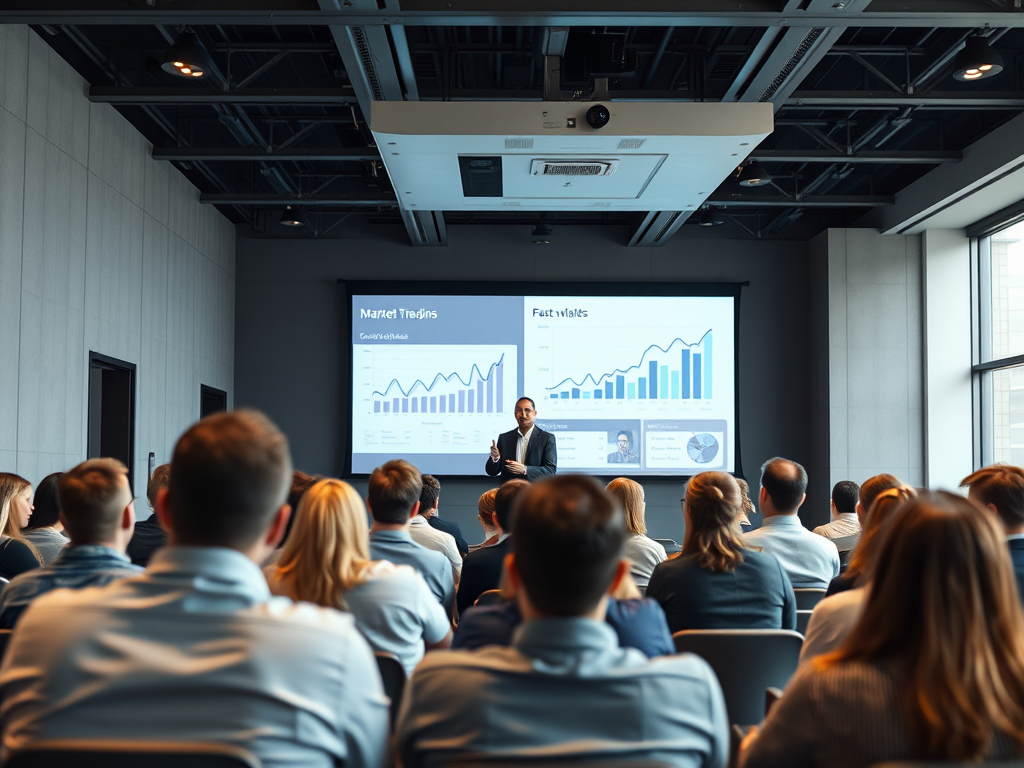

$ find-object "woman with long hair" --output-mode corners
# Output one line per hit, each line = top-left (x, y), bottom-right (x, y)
(22, 472), (68, 564)
(646, 471), (795, 633)
(470, 488), (500, 551)
(264, 478), (451, 674)
(606, 478), (666, 594)
(0, 473), (43, 578)
(742, 492), (1024, 767)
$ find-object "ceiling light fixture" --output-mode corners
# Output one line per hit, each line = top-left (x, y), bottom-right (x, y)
(279, 205), (311, 229)
(953, 36), (1004, 82)
(161, 32), (213, 79)
(697, 205), (723, 227)
(737, 162), (772, 188)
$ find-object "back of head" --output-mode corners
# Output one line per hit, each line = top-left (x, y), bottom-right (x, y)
(846, 485), (916, 582)
(58, 459), (131, 544)
(494, 479), (530, 532)
(606, 477), (646, 534)
(831, 480), (860, 515)
(962, 464), (1024, 531)
(512, 475), (625, 616)
(477, 488), (498, 523)
(26, 472), (62, 530)
(760, 457), (808, 513)
(859, 473), (901, 513)
(0, 473), (31, 535)
(167, 409), (292, 549)
(146, 464), (171, 511)
(419, 475), (440, 514)
(367, 460), (422, 524)
(683, 471), (747, 572)
(830, 491), (1024, 760)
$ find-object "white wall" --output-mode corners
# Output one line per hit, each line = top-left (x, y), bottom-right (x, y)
(0, 26), (235, 489)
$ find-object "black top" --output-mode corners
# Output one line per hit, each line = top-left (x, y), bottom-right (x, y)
(646, 548), (797, 634)
(456, 537), (511, 616)
(826, 570), (858, 597)
(1009, 539), (1024, 605)
(0, 538), (42, 580)
(428, 516), (469, 556)
(125, 515), (168, 567)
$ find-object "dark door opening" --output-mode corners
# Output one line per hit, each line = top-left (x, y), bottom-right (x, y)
(201, 385), (228, 418)
(88, 352), (136, 491)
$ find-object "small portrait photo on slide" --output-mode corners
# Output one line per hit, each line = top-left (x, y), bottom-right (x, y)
(607, 429), (640, 465)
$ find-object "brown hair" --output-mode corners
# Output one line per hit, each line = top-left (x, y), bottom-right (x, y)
(821, 492), (1024, 761)
(477, 488), (498, 528)
(844, 485), (916, 586)
(606, 477), (646, 535)
(367, 459), (422, 524)
(0, 473), (32, 547)
(58, 459), (132, 544)
(682, 471), (750, 573)
(962, 464), (1024, 529)
(859, 473), (902, 515)
(146, 464), (171, 509)
(736, 478), (754, 517)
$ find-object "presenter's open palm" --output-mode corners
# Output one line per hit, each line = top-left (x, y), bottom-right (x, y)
(505, 460), (527, 475)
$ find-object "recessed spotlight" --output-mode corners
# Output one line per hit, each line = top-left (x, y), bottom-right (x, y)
(160, 32), (214, 80)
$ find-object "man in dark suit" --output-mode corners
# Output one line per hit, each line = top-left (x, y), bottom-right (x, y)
(961, 464), (1024, 602)
(456, 479), (529, 616)
(485, 397), (557, 483)
(422, 475), (469, 556)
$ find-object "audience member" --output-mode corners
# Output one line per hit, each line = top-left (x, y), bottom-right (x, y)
(125, 463), (170, 566)
(398, 475), (728, 767)
(408, 474), (462, 584)
(422, 475), (469, 555)
(469, 488), (500, 552)
(368, 459), (455, 615)
(0, 474), (43, 579)
(22, 473), (67, 564)
(813, 480), (861, 554)
(456, 479), (529, 616)
(0, 459), (142, 628)
(742, 492), (1024, 768)
(606, 478), (666, 594)
(263, 470), (322, 568)
(744, 458), (839, 589)
(736, 478), (756, 532)
(0, 410), (388, 768)
(799, 486), (916, 665)
(647, 471), (796, 633)
(961, 464), (1024, 600)
(266, 478), (451, 675)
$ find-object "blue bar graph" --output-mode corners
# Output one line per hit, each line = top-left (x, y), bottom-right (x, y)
(627, 383), (636, 399)
(615, 375), (624, 399)
(595, 389), (603, 399)
(561, 391), (569, 398)
(372, 352), (508, 415)
(660, 366), (669, 399)
(693, 353), (702, 398)
(671, 371), (680, 399)
(393, 397), (399, 412)
(649, 361), (658, 398)
(571, 388), (580, 398)
(431, 396), (437, 413)
(682, 350), (691, 398)
(383, 402), (390, 413)
(583, 391), (591, 399)
(605, 382), (613, 398)
(449, 394), (455, 412)
(421, 396), (427, 412)
(639, 378), (647, 398)
(704, 332), (713, 398)
(402, 398), (408, 413)
(374, 402), (380, 413)
(412, 398), (418, 413)
(440, 395), (446, 413)
(468, 391), (474, 411)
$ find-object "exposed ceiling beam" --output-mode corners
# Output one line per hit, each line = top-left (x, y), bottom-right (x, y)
(785, 92), (1024, 108)
(750, 149), (962, 164)
(153, 147), (380, 161)
(707, 195), (893, 207)
(88, 87), (358, 105)
(199, 194), (397, 206)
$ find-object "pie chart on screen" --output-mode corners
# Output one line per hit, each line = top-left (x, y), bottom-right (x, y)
(687, 433), (720, 464)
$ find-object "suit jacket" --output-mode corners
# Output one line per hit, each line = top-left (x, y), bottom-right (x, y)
(456, 537), (511, 617)
(1010, 539), (1024, 605)
(484, 427), (557, 483)
(429, 517), (469, 556)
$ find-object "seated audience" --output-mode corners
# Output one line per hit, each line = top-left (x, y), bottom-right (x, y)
(264, 470), (321, 568)
(961, 464), (1024, 600)
(647, 471), (796, 633)
(469, 488), (500, 552)
(407, 474), (462, 584)
(0, 474), (42, 578)
(22, 472), (67, 564)
(799, 486), (916, 665)
(456, 479), (529, 616)
(368, 459), (455, 615)
(398, 475), (728, 768)
(423, 475), (469, 555)
(744, 458), (839, 589)
(124, 463), (170, 566)
(265, 478), (451, 675)
(736, 478), (757, 532)
(742, 492), (1024, 768)
(813, 480), (861, 555)
(606, 477), (666, 594)
(0, 459), (142, 628)
(0, 410), (388, 768)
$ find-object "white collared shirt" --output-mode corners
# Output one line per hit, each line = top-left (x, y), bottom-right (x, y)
(516, 425), (535, 463)
(408, 514), (462, 580)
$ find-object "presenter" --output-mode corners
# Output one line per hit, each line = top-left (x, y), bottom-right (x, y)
(485, 397), (557, 482)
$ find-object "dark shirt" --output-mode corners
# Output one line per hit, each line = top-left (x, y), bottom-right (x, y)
(646, 548), (797, 634)
(456, 537), (510, 616)
(0, 538), (41, 580)
(125, 515), (168, 567)
(453, 598), (674, 658)
(826, 570), (858, 597)
(428, 517), (469, 556)
(1009, 539), (1024, 604)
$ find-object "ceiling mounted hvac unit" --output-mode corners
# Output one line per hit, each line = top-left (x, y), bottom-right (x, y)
(371, 101), (773, 212)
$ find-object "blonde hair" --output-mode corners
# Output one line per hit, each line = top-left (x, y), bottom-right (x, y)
(273, 479), (371, 608)
(606, 477), (646, 534)
(0, 473), (40, 559)
(682, 471), (750, 573)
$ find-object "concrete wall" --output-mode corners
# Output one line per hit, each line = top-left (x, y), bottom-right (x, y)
(0, 26), (235, 489)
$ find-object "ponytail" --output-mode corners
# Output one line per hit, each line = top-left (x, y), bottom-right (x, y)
(682, 471), (751, 573)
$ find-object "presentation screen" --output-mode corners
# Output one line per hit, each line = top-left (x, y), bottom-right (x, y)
(348, 284), (738, 477)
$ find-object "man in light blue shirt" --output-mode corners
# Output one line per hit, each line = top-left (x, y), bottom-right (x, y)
(397, 475), (728, 768)
(0, 458), (142, 629)
(367, 460), (455, 615)
(0, 410), (388, 768)
(745, 457), (840, 589)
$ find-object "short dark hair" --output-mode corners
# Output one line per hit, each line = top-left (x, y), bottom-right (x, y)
(419, 475), (440, 513)
(494, 479), (530, 532)
(26, 472), (62, 530)
(962, 464), (1024, 529)
(516, 397), (536, 410)
(281, 470), (322, 546)
(167, 410), (292, 549)
(617, 431), (630, 442)
(760, 457), (808, 513)
(368, 459), (422, 524)
(513, 475), (625, 616)
(832, 480), (860, 515)
(58, 459), (131, 544)
(146, 464), (171, 510)
(860, 473), (902, 514)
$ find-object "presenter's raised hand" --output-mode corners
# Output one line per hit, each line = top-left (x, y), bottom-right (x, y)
(505, 459), (527, 475)
(490, 440), (500, 461)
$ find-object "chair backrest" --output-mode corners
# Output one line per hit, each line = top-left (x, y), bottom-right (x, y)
(793, 588), (827, 611)
(673, 629), (804, 727)
(838, 549), (852, 571)
(375, 651), (407, 729)
(446, 760), (677, 768)
(796, 610), (813, 636)
(474, 589), (505, 607)
(4, 740), (261, 768)
(652, 538), (680, 554)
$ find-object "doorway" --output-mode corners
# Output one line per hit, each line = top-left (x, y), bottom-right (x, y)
(201, 385), (228, 418)
(88, 352), (136, 490)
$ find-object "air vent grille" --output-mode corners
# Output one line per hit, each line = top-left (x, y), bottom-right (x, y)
(616, 138), (647, 149)
(505, 138), (535, 149)
(530, 159), (619, 177)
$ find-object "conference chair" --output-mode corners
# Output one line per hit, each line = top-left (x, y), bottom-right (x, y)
(796, 610), (813, 636)
(474, 589), (505, 606)
(673, 629), (804, 727)
(652, 538), (680, 554)
(3, 740), (261, 768)
(374, 652), (407, 730)
(446, 759), (677, 768)
(793, 588), (827, 611)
